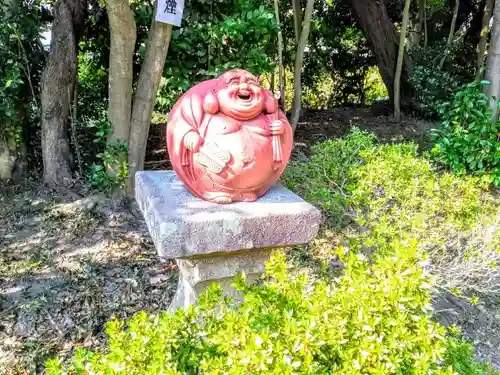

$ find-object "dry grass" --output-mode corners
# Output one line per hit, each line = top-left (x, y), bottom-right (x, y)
(0, 183), (178, 374)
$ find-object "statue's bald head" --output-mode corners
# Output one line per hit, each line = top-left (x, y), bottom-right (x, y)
(219, 69), (258, 84)
(203, 69), (277, 120)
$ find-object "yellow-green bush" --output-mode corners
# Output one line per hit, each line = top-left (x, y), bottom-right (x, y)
(283, 127), (500, 295)
(363, 67), (388, 105)
(350, 142), (499, 294)
(46, 247), (498, 375)
(281, 128), (375, 227)
(46, 128), (499, 375)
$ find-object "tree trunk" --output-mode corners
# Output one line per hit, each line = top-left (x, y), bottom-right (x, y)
(423, 0), (428, 47)
(394, 0), (412, 122)
(476, 0), (494, 78)
(290, 0), (315, 132)
(292, 0), (302, 44)
(127, 20), (173, 196)
(41, 0), (86, 187)
(106, 0), (137, 143)
(466, 0), (488, 47)
(350, 0), (413, 104)
(485, 0), (500, 121)
(410, 0), (425, 47)
(415, 0), (426, 46)
(439, 0), (460, 70)
(274, 0), (285, 111)
(0, 138), (17, 181)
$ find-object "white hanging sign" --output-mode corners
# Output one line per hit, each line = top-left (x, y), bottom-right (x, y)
(156, 0), (184, 27)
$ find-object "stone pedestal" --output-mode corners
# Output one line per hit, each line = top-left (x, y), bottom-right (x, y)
(135, 171), (321, 311)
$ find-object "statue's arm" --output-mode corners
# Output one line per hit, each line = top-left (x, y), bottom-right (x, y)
(171, 95), (205, 151)
(168, 94), (206, 168)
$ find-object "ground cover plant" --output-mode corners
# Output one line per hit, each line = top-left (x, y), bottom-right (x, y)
(284, 128), (500, 296)
(45, 250), (498, 375)
(44, 128), (500, 374)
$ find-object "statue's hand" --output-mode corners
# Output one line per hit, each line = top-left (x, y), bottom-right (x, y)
(269, 120), (285, 136)
(184, 131), (203, 152)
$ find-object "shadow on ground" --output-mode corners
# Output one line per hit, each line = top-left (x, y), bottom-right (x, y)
(0, 184), (177, 374)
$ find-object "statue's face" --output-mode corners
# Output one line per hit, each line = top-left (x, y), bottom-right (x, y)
(216, 70), (264, 121)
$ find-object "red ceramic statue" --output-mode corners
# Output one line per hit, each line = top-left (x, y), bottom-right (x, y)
(166, 69), (293, 203)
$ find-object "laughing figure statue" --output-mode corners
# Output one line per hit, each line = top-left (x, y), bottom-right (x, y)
(166, 69), (293, 204)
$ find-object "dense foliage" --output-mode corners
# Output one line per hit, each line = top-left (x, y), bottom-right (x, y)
(409, 44), (466, 117)
(284, 128), (500, 294)
(0, 0), (44, 149)
(155, 0), (277, 112)
(45, 129), (499, 374)
(87, 114), (129, 190)
(283, 128), (375, 226)
(45, 249), (499, 375)
(432, 81), (500, 186)
(293, 1), (388, 108)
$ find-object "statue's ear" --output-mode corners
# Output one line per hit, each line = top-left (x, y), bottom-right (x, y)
(203, 90), (219, 114)
(263, 89), (278, 114)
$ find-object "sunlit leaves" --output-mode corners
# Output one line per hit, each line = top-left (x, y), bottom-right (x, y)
(46, 245), (499, 374)
(432, 81), (500, 185)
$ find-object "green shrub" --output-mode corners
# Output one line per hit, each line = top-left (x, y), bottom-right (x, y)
(363, 66), (388, 106)
(350, 142), (500, 294)
(410, 43), (474, 118)
(410, 64), (461, 118)
(302, 72), (335, 109)
(431, 81), (500, 186)
(281, 127), (375, 227)
(444, 337), (500, 375)
(87, 114), (129, 191)
(283, 127), (499, 294)
(45, 249), (498, 375)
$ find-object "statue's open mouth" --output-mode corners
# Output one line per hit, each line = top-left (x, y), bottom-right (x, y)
(238, 93), (251, 101)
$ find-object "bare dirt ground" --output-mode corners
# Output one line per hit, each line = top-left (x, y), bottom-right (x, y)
(0, 183), (178, 374)
(294, 107), (435, 148)
(1, 109), (499, 373)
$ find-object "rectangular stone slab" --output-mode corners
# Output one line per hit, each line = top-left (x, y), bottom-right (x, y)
(135, 171), (321, 259)
(169, 249), (273, 311)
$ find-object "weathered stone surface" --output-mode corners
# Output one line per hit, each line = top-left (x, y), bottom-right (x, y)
(169, 248), (272, 311)
(135, 170), (321, 259)
(135, 170), (321, 311)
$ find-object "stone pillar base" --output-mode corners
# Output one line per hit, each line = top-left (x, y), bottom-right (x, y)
(135, 171), (321, 312)
(169, 248), (272, 312)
